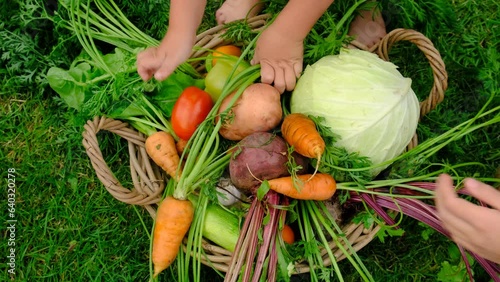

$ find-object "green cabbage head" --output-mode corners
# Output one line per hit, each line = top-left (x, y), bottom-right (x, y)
(291, 49), (420, 176)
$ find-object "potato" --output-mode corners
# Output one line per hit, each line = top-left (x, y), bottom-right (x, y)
(230, 132), (289, 192)
(218, 83), (282, 141)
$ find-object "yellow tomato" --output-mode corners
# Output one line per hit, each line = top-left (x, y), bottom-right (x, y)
(212, 45), (242, 66)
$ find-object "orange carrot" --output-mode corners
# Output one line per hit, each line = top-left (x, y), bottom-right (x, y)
(281, 113), (326, 178)
(145, 131), (182, 181)
(152, 196), (194, 277)
(267, 173), (336, 201)
(281, 113), (325, 161)
(176, 138), (188, 156)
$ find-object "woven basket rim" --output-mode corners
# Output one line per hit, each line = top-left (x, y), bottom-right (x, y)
(82, 14), (448, 274)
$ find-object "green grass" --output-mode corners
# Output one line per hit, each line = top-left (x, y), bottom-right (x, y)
(1, 97), (150, 280)
(1, 0), (499, 281)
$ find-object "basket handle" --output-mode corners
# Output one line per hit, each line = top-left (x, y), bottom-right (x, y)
(361, 28), (449, 118)
(82, 116), (164, 217)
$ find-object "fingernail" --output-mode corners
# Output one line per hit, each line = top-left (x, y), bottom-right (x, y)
(154, 72), (163, 81)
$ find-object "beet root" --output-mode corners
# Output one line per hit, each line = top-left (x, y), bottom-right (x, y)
(229, 132), (309, 193)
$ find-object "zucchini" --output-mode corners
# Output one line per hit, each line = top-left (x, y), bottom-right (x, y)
(202, 203), (240, 252)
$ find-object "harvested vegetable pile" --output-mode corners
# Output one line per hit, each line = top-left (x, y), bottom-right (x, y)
(39, 1), (500, 281)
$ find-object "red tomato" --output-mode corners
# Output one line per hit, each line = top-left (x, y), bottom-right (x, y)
(171, 86), (214, 140)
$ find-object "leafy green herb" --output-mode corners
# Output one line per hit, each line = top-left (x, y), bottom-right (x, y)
(107, 97), (148, 119)
(437, 244), (475, 282)
(375, 225), (405, 243)
(304, 0), (369, 64)
(309, 115), (373, 183)
(47, 0), (205, 121)
(220, 20), (260, 47)
(46, 47), (134, 113)
(437, 261), (470, 282)
(47, 64), (92, 111)
(352, 210), (376, 230)
(419, 222), (436, 241)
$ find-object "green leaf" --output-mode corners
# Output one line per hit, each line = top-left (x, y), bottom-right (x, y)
(418, 222), (436, 241)
(262, 213), (270, 226)
(102, 48), (135, 74)
(68, 62), (92, 82)
(375, 225), (405, 243)
(309, 115), (373, 183)
(437, 261), (469, 282)
(351, 211), (375, 229)
(257, 180), (270, 201)
(107, 99), (146, 119)
(47, 67), (89, 111)
(276, 245), (292, 282)
(447, 243), (471, 263)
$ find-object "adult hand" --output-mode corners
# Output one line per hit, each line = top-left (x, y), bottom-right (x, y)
(435, 174), (500, 264)
(251, 25), (303, 94)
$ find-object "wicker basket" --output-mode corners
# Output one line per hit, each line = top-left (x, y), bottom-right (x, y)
(82, 14), (447, 274)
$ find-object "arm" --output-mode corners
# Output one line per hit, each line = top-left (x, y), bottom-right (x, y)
(166, 0), (206, 42)
(252, 0), (334, 93)
(137, 0), (207, 81)
(270, 0), (334, 42)
(435, 174), (500, 264)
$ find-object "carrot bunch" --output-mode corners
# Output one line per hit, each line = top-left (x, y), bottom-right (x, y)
(143, 132), (194, 276)
(144, 49), (263, 280)
(112, 94), (196, 278)
(259, 113), (336, 201)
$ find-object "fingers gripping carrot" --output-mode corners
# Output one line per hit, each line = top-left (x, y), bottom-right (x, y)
(281, 113), (325, 173)
(268, 173), (336, 201)
(145, 131), (182, 181)
(152, 196), (194, 277)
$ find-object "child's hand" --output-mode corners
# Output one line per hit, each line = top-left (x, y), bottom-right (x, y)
(251, 25), (303, 94)
(136, 31), (195, 81)
(435, 174), (500, 264)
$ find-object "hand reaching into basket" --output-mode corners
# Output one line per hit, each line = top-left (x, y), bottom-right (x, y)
(137, 30), (196, 81)
(250, 21), (304, 94)
(136, 0), (205, 81)
(435, 174), (500, 264)
(249, 0), (334, 93)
